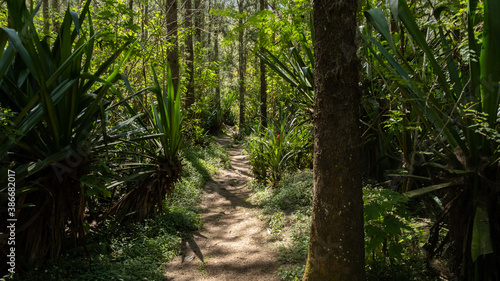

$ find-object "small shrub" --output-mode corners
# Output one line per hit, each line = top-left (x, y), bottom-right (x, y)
(268, 212), (285, 238)
(13, 140), (227, 281)
(363, 187), (421, 262)
(167, 141), (230, 209)
(244, 112), (312, 187)
(279, 212), (310, 263)
(267, 171), (313, 213)
(278, 264), (306, 281)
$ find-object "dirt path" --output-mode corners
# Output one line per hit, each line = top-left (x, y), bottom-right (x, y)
(165, 136), (281, 281)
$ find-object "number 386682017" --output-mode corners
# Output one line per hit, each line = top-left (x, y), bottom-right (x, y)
(7, 169), (16, 216)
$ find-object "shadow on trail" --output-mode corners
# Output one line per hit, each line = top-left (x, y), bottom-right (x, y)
(166, 134), (281, 281)
(180, 231), (207, 263)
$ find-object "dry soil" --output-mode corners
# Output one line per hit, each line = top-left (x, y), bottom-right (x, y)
(164, 136), (281, 281)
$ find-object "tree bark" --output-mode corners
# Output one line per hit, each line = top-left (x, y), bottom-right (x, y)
(259, 0), (267, 129)
(238, 0), (245, 133)
(214, 11), (220, 110)
(302, 0), (365, 280)
(194, 0), (203, 44)
(185, 0), (195, 108)
(166, 0), (180, 97)
(43, 0), (49, 35)
(51, 0), (59, 33)
(142, 0), (148, 89)
(207, 0), (212, 60)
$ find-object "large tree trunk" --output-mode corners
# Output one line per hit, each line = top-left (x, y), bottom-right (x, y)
(185, 0), (195, 108)
(302, 0), (365, 280)
(259, 0), (267, 129)
(238, 0), (245, 133)
(166, 0), (179, 97)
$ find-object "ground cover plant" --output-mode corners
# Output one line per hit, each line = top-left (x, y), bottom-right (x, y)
(249, 171), (439, 281)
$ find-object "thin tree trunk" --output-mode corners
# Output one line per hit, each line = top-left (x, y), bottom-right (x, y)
(259, 0), (267, 129)
(302, 0), (365, 280)
(214, 12), (220, 110)
(128, 0), (133, 29)
(43, 0), (49, 35)
(142, 1), (148, 89)
(185, 0), (195, 108)
(166, 0), (179, 97)
(51, 0), (59, 33)
(238, 0), (245, 133)
(194, 0), (203, 44)
(207, 0), (212, 60)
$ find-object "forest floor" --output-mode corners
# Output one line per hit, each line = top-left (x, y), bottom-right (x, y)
(164, 135), (281, 281)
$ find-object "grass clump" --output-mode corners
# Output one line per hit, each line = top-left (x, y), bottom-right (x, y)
(167, 141), (230, 209)
(249, 170), (313, 279)
(278, 264), (306, 281)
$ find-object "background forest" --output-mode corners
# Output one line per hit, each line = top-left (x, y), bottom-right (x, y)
(0, 0), (498, 280)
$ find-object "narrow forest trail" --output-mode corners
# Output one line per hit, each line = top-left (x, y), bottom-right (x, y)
(165, 135), (281, 281)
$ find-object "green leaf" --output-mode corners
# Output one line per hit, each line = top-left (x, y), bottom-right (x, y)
(479, 0), (500, 128)
(364, 8), (397, 53)
(471, 205), (493, 261)
(404, 182), (459, 198)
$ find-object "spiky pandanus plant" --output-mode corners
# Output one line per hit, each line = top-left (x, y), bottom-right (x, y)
(364, 0), (499, 279)
(257, 36), (315, 119)
(0, 0), (134, 268)
(106, 67), (183, 223)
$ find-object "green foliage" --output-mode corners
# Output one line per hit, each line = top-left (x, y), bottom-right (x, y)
(182, 91), (237, 145)
(12, 138), (227, 281)
(363, 187), (422, 262)
(252, 170), (435, 280)
(365, 258), (437, 281)
(0, 0), (135, 267)
(363, 0), (500, 277)
(100, 65), (184, 223)
(167, 141), (231, 209)
(149, 66), (183, 162)
(277, 212), (310, 264)
(258, 38), (314, 119)
(278, 264), (306, 281)
(261, 171), (313, 213)
(13, 208), (201, 281)
(268, 212), (285, 238)
(245, 109), (312, 187)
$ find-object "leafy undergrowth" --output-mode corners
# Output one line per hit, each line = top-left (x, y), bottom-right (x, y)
(13, 140), (229, 281)
(249, 170), (441, 281)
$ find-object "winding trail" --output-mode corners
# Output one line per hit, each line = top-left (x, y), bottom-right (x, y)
(165, 135), (281, 281)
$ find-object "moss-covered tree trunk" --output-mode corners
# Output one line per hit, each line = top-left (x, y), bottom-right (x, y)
(302, 0), (365, 280)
